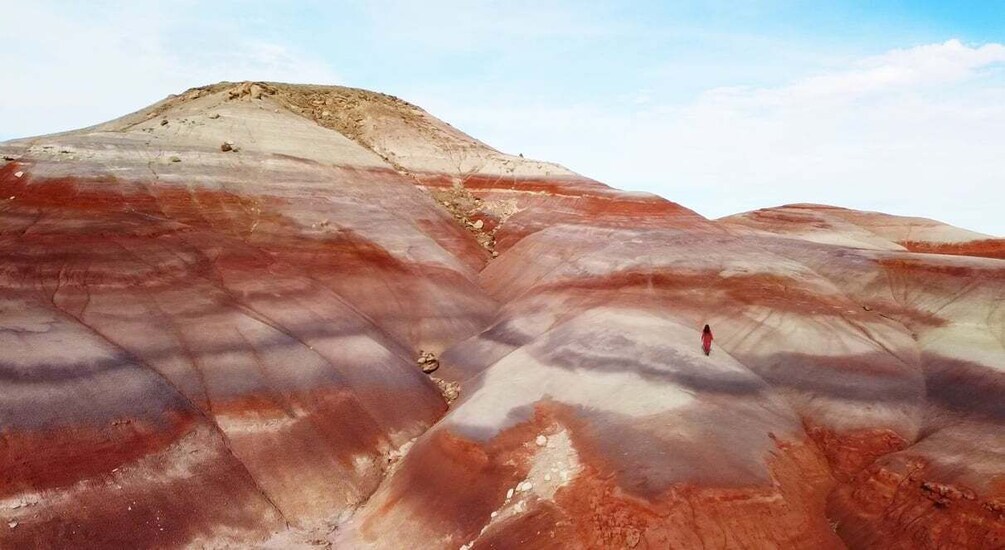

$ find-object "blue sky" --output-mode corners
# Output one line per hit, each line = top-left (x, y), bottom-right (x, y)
(2, 1), (1004, 234)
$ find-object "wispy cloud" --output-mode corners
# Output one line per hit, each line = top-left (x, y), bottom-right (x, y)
(0, 1), (339, 139)
(429, 40), (1005, 235)
(2, 1), (1003, 235)
(702, 39), (1005, 106)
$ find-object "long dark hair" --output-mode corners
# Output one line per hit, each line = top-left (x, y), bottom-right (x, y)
(703, 324), (711, 334)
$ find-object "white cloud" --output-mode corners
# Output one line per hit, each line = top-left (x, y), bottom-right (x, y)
(0, 1), (339, 139)
(426, 40), (1005, 236)
(1, 4), (1002, 238)
(703, 39), (1005, 106)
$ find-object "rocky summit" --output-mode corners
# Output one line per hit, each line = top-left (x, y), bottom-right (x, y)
(1, 82), (1003, 549)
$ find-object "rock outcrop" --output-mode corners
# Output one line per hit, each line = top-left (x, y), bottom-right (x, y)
(1, 82), (1002, 549)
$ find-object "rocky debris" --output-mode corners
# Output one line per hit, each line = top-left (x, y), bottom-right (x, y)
(160, 118), (169, 126)
(431, 377), (460, 404)
(169, 156), (182, 163)
(8, 521), (17, 529)
(256, 83), (420, 153)
(985, 498), (1005, 519)
(2, 155), (18, 161)
(221, 141), (239, 153)
(535, 435), (548, 447)
(14, 171), (24, 178)
(921, 481), (976, 507)
(417, 350), (439, 373)
(227, 81), (277, 101)
(432, 184), (499, 255)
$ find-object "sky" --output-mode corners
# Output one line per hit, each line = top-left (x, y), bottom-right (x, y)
(2, 1), (1004, 235)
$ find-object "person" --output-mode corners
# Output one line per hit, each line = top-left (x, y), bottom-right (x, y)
(701, 324), (713, 356)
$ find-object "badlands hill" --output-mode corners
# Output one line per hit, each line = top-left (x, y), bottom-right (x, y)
(1, 82), (1003, 549)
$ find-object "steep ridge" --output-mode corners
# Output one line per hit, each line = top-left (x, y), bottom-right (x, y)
(1, 82), (1003, 549)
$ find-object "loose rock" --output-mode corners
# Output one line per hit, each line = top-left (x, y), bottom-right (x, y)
(417, 350), (439, 373)
(14, 171), (23, 178)
(535, 435), (548, 447)
(431, 376), (460, 404)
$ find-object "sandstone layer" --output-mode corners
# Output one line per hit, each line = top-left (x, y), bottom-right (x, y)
(1, 82), (1002, 549)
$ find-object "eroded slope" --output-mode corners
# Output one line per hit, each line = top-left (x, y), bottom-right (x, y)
(2, 82), (1003, 549)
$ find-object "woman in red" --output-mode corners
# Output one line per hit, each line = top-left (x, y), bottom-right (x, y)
(701, 324), (713, 356)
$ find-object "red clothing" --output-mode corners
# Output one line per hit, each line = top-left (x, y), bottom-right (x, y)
(701, 330), (713, 355)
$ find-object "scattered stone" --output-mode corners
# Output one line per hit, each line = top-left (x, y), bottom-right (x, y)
(2, 155), (17, 161)
(491, 250), (499, 258)
(221, 141), (234, 152)
(862, 305), (872, 311)
(544, 473), (552, 482)
(160, 119), (169, 126)
(471, 219), (484, 230)
(517, 481), (533, 492)
(321, 110), (331, 118)
(249, 85), (264, 99)
(8, 521), (17, 529)
(417, 350), (439, 373)
(14, 171), (23, 178)
(490, 511), (498, 518)
(921, 480), (973, 506)
(506, 488), (514, 500)
(169, 156), (182, 163)
(535, 435), (548, 447)
(209, 114), (221, 120)
(8, 196), (14, 200)
(625, 528), (641, 548)
(431, 376), (460, 404)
